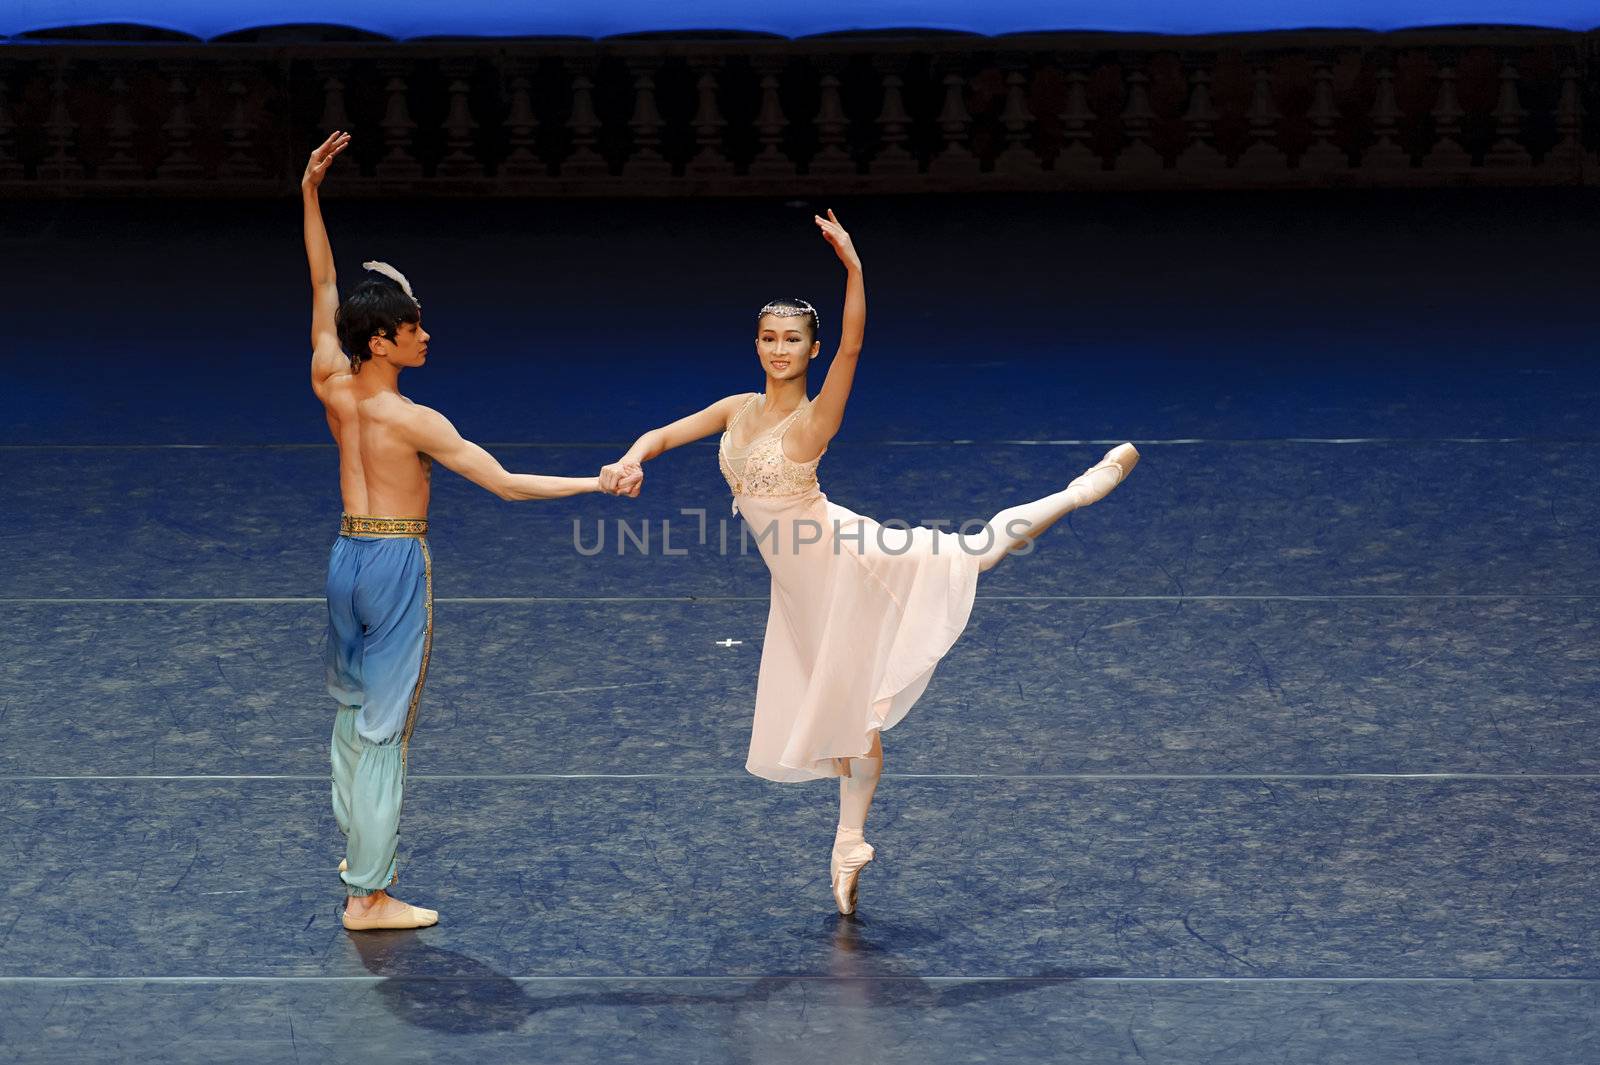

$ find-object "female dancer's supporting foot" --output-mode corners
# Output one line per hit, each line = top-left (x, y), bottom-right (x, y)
(599, 210), (1137, 916)
(832, 732), (881, 915)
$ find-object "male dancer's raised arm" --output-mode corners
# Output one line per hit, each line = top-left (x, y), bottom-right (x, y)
(300, 130), (612, 503)
(304, 131), (352, 398)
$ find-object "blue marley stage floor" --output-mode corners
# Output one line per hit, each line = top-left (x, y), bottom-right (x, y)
(2, 189), (1599, 1062)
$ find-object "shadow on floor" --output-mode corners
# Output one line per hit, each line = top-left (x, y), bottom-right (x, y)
(345, 916), (1118, 1036)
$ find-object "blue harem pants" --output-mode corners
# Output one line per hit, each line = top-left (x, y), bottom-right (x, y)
(323, 519), (433, 897)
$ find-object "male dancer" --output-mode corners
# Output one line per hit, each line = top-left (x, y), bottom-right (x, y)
(303, 132), (631, 930)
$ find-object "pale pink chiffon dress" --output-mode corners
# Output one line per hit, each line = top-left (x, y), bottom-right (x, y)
(718, 394), (980, 782)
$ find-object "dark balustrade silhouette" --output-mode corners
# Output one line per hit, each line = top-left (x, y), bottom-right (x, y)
(0, 30), (1593, 194)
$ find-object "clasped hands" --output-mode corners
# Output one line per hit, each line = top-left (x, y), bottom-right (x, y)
(599, 461), (644, 497)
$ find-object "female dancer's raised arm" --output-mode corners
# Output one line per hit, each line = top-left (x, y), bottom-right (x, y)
(600, 208), (858, 495)
(787, 210), (862, 463)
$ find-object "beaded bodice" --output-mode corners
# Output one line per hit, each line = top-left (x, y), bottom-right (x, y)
(718, 395), (824, 510)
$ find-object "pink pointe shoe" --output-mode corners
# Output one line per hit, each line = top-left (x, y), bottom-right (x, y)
(830, 839), (876, 916)
(1066, 443), (1139, 507)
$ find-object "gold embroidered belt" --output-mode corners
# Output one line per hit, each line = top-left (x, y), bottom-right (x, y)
(340, 514), (429, 538)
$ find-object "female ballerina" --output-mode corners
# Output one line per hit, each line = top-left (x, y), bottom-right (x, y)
(601, 211), (1138, 915)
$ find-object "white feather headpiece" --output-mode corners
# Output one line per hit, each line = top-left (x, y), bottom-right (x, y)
(362, 260), (419, 305)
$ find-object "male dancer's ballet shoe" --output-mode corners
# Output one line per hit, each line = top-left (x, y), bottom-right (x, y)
(830, 840), (875, 916)
(341, 898), (439, 932)
(1066, 443), (1139, 507)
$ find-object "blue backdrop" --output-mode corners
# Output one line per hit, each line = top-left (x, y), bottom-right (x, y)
(3, 1), (1596, 41)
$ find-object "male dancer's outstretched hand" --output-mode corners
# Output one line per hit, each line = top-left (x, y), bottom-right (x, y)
(303, 130), (350, 190)
(600, 462), (644, 497)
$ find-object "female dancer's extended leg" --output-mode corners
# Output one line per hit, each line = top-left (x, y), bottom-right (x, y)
(832, 732), (882, 916)
(964, 443), (1139, 573)
(828, 444), (1137, 916)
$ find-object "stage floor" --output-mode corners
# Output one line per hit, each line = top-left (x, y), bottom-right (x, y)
(3, 190), (1598, 1063)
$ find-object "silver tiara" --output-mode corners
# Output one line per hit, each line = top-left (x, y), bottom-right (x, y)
(758, 299), (818, 329)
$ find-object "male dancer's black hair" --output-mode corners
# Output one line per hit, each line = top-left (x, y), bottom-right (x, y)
(336, 275), (421, 372)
